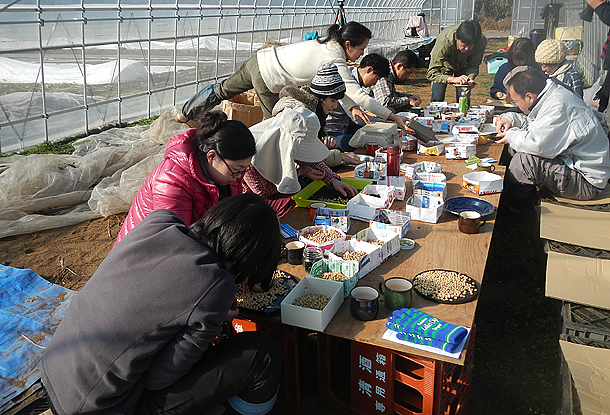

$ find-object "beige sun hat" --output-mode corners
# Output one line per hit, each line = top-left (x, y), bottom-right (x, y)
(535, 39), (567, 65)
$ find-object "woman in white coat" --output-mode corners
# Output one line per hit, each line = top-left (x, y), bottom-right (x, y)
(178, 21), (410, 132)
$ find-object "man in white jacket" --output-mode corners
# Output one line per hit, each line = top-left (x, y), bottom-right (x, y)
(496, 69), (610, 211)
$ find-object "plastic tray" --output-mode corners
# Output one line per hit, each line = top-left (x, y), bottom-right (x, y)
(292, 178), (373, 209)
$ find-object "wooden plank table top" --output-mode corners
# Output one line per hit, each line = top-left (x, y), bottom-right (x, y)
(276, 140), (505, 365)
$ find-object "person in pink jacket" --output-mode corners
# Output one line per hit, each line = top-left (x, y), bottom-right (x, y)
(116, 110), (256, 244)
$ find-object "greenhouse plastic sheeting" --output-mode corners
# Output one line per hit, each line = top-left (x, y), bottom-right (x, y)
(0, 108), (187, 238)
(0, 265), (75, 413)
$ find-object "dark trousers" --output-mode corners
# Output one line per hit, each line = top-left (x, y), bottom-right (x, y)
(135, 331), (281, 415)
(430, 82), (471, 105)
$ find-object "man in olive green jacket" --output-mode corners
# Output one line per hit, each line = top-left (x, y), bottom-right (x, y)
(426, 20), (487, 104)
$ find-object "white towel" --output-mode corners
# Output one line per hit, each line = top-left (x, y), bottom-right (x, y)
(250, 106), (328, 194)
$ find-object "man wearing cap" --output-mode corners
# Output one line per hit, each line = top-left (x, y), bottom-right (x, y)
(426, 20), (487, 103)
(535, 38), (583, 99)
(495, 69), (610, 212)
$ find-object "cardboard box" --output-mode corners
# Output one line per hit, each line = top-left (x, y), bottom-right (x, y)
(451, 124), (480, 135)
(412, 172), (447, 199)
(310, 258), (360, 298)
(540, 202), (610, 251)
(546, 251), (610, 310)
(346, 193), (388, 222)
(377, 176), (407, 200)
(462, 171), (503, 195)
(281, 277), (344, 331)
(370, 209), (411, 238)
(354, 161), (386, 181)
(417, 140), (444, 156)
(354, 226), (400, 262)
(560, 340), (610, 415)
(328, 239), (382, 278)
(297, 225), (346, 253)
(362, 184), (396, 208)
(313, 207), (350, 233)
(401, 161), (442, 179)
(445, 141), (477, 160)
(405, 194), (444, 223)
(222, 92), (263, 127)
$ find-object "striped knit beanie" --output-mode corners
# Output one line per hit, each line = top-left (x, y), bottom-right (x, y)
(309, 63), (346, 96)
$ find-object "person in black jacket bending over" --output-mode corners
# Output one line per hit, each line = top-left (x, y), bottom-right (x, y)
(41, 193), (282, 415)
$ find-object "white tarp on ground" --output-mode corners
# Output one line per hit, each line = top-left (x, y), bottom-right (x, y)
(0, 58), (194, 84)
(0, 107), (188, 239)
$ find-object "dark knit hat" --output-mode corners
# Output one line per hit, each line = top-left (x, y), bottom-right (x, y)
(309, 63), (346, 96)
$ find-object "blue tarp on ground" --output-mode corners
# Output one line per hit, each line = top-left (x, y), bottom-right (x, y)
(0, 265), (75, 411)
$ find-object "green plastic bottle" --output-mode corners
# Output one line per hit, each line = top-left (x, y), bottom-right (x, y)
(458, 90), (468, 114)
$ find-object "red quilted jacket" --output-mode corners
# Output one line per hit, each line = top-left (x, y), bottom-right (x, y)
(115, 128), (243, 245)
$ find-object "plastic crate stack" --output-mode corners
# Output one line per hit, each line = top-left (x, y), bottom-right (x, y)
(317, 326), (475, 415)
(539, 196), (610, 415)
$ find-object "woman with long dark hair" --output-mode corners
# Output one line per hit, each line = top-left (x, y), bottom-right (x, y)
(116, 110), (256, 243)
(178, 21), (410, 132)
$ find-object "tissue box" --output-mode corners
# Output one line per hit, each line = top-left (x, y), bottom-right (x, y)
(445, 141), (477, 160)
(412, 172), (447, 199)
(281, 277), (344, 331)
(354, 226), (400, 262)
(377, 176), (407, 200)
(310, 258), (359, 298)
(370, 209), (411, 238)
(313, 207), (350, 233)
(362, 184), (396, 208)
(405, 194), (444, 223)
(417, 140), (444, 156)
(298, 225), (347, 252)
(328, 239), (382, 278)
(354, 161), (387, 180)
(462, 171), (504, 195)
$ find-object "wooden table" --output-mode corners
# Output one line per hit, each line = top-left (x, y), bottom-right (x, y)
(277, 140), (505, 366)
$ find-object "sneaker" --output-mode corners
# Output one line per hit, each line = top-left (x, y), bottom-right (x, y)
(579, 5), (594, 22)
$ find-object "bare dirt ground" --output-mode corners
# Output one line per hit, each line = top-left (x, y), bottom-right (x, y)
(0, 37), (510, 290)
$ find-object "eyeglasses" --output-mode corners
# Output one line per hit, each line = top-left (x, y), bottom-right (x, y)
(219, 156), (246, 178)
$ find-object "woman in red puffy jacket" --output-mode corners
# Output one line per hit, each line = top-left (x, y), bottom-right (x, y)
(116, 111), (256, 244)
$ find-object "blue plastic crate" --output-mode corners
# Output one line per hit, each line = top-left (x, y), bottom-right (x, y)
(486, 57), (508, 74)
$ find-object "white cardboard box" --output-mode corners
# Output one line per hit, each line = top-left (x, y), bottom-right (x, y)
(370, 209), (412, 238)
(376, 176), (407, 200)
(310, 258), (359, 298)
(363, 184), (396, 208)
(354, 226), (400, 262)
(297, 225), (346, 253)
(405, 194), (444, 223)
(328, 239), (382, 278)
(402, 161), (442, 179)
(347, 193), (391, 222)
(445, 141), (477, 160)
(412, 172), (447, 199)
(462, 171), (503, 195)
(281, 276), (344, 332)
(354, 161), (386, 181)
